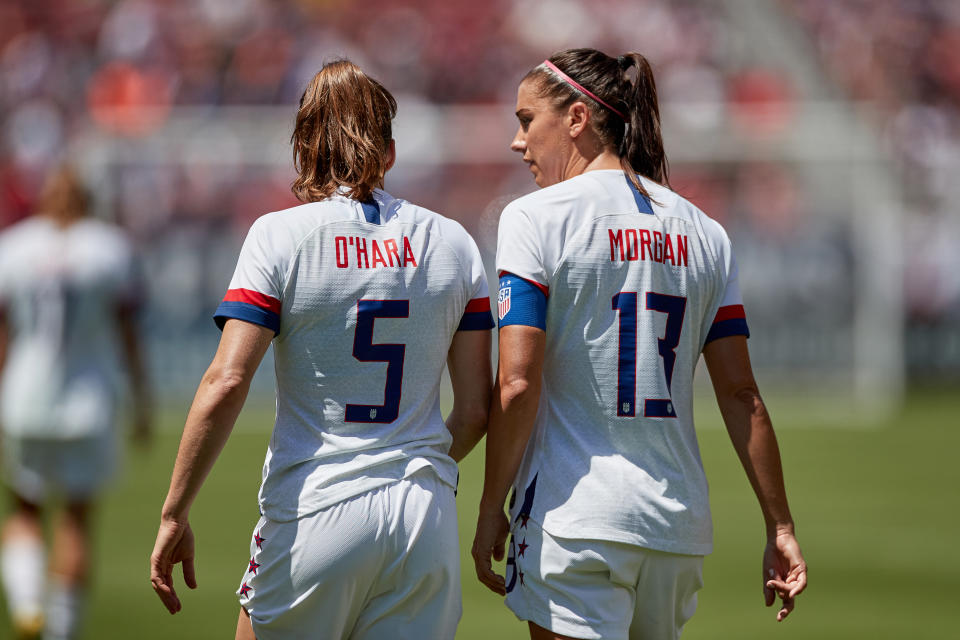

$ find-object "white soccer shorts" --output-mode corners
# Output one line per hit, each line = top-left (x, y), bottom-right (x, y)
(505, 519), (704, 640)
(237, 468), (461, 640)
(1, 431), (116, 504)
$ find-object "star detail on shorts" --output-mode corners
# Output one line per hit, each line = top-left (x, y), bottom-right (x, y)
(248, 558), (260, 575)
(239, 582), (252, 597)
(518, 538), (529, 557)
(254, 531), (265, 549)
(518, 513), (530, 528)
(519, 571), (525, 586)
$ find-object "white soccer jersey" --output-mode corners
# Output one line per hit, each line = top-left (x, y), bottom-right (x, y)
(0, 217), (140, 439)
(497, 170), (748, 555)
(214, 188), (493, 522)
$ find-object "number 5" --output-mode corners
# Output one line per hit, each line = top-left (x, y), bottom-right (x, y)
(344, 299), (408, 424)
(612, 291), (686, 418)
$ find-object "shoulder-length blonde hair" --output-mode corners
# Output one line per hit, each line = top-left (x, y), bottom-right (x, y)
(291, 60), (397, 203)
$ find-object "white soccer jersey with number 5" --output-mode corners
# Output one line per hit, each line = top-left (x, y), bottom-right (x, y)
(497, 170), (747, 555)
(215, 189), (493, 522)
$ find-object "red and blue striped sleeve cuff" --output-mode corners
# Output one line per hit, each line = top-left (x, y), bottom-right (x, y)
(497, 272), (547, 330)
(214, 288), (281, 335)
(457, 297), (495, 331)
(704, 304), (749, 345)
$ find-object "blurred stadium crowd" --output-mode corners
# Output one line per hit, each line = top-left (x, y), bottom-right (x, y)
(786, 0), (960, 326)
(0, 0), (958, 389)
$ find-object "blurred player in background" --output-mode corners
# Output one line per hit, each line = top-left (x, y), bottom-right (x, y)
(150, 59), (494, 640)
(472, 48), (807, 639)
(0, 165), (151, 640)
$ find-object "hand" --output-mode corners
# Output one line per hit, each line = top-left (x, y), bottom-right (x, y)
(150, 518), (197, 614)
(763, 530), (807, 621)
(471, 507), (510, 595)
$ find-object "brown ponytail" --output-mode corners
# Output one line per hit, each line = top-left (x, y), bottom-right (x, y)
(617, 53), (669, 191)
(291, 59), (397, 203)
(524, 48), (670, 198)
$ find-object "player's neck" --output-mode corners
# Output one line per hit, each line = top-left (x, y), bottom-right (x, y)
(565, 148), (622, 180)
(44, 210), (84, 229)
(582, 149), (623, 173)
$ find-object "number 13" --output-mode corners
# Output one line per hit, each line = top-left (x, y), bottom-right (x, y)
(611, 291), (686, 418)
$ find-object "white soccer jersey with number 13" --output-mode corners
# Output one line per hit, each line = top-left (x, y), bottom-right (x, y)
(215, 188), (493, 522)
(497, 170), (748, 555)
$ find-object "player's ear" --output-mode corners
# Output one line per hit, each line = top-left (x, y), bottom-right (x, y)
(384, 139), (396, 174)
(567, 102), (589, 138)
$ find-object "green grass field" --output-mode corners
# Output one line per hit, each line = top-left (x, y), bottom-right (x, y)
(2, 387), (958, 639)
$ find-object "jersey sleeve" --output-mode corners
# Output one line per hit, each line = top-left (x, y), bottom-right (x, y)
(455, 231), (495, 331)
(497, 272), (547, 330)
(496, 203), (549, 329)
(703, 253), (750, 345)
(496, 204), (548, 288)
(214, 218), (285, 335)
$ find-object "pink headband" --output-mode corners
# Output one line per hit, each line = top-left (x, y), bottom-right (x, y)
(542, 60), (626, 121)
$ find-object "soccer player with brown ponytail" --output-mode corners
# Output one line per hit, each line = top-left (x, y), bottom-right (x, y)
(473, 48), (807, 639)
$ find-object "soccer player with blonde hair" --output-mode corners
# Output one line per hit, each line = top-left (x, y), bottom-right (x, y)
(150, 60), (494, 640)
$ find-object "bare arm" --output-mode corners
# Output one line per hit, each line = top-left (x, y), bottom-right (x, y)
(703, 335), (807, 621)
(445, 329), (492, 462)
(116, 304), (152, 446)
(150, 319), (273, 614)
(472, 324), (544, 595)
